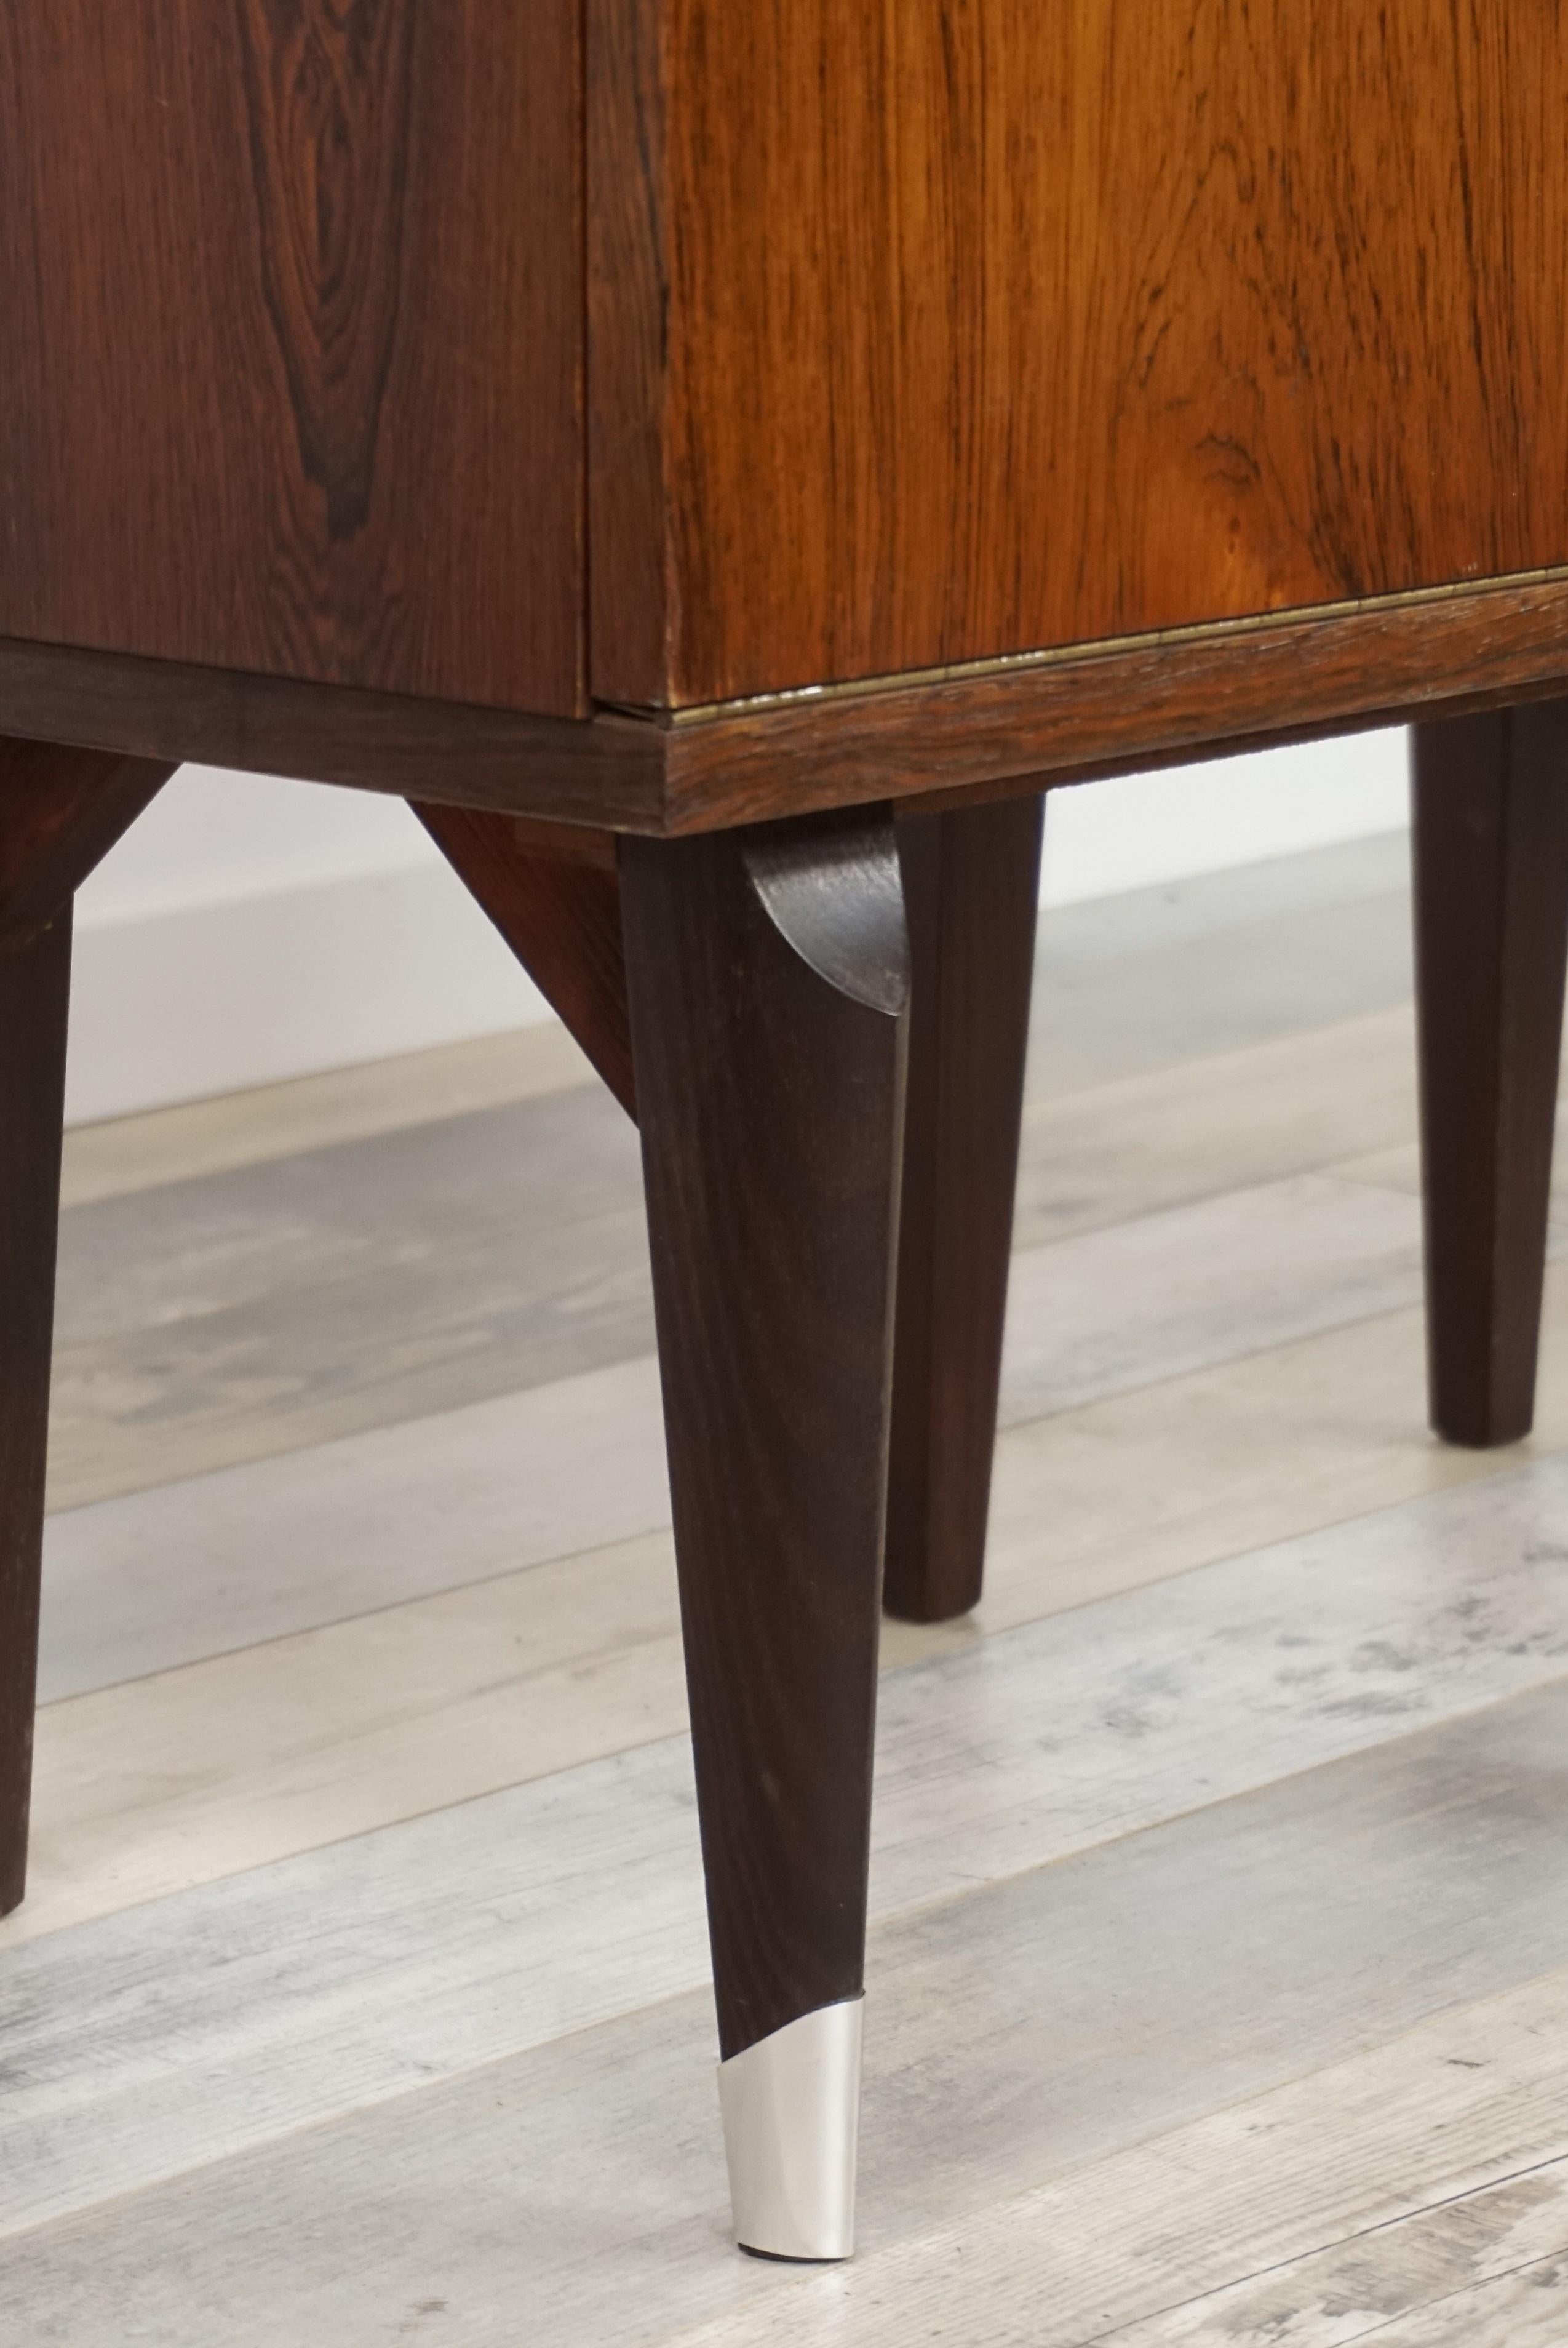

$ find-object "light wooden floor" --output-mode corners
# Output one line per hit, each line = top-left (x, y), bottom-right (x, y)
(8, 829), (1568, 2343)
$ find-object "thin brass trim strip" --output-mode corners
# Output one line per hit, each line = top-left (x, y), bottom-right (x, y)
(599, 564), (1568, 730)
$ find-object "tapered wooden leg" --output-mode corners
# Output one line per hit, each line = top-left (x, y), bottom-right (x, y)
(882, 794), (1043, 1623)
(1412, 703), (1568, 1447)
(0, 735), (172, 1909)
(0, 911), (72, 1915)
(620, 810), (909, 2261)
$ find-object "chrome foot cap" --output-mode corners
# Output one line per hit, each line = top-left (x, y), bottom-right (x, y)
(717, 1995), (863, 2261)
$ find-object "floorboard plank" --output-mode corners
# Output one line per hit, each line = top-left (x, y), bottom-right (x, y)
(1340, 2253), (1568, 2346)
(59, 1023), (599, 1210)
(1011, 1007), (1417, 1253)
(998, 1172), (1426, 1424)
(1025, 839), (1412, 1100)
(1095, 2163), (1568, 2344)
(1334, 1123), (1568, 1222)
(39, 1357), (671, 1700)
(47, 1081), (654, 1511)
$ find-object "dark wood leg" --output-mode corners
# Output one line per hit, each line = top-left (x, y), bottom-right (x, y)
(1412, 702), (1568, 1447)
(619, 809), (909, 2261)
(0, 911), (72, 1915)
(882, 794), (1043, 1623)
(0, 735), (172, 1910)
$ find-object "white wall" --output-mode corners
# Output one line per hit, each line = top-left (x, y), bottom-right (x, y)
(66, 729), (1411, 1125)
(1040, 727), (1409, 908)
(67, 773), (551, 1125)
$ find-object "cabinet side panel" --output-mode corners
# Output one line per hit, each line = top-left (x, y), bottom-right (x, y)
(659, 0), (1568, 706)
(0, 2), (583, 716)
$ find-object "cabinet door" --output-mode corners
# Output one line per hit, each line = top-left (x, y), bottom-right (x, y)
(0, 3), (583, 717)
(592, 0), (1568, 709)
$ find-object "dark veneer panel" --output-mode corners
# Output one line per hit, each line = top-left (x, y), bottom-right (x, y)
(0, 3), (582, 716)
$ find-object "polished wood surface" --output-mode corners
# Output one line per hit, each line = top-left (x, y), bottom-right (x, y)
(7, 573), (1568, 836)
(1413, 705), (1568, 1447)
(592, 0), (1568, 707)
(0, 2), (1561, 761)
(0, 741), (173, 948)
(621, 812), (908, 2058)
(413, 807), (635, 1116)
(0, 911), (70, 1914)
(0, 636), (663, 829)
(656, 578), (1568, 834)
(0, 2), (582, 715)
(884, 797), (1042, 1624)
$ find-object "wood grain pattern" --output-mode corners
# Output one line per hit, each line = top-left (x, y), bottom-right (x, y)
(40, 1359), (671, 1703)
(0, 740), (172, 948)
(884, 796), (1041, 1623)
(997, 1175), (1432, 1431)
(621, 813), (909, 2058)
(658, 578), (1568, 833)
(1025, 832), (1414, 1106)
(1353, 2264), (1568, 2348)
(236, 0), (416, 548)
(1013, 1007), (1417, 1253)
(0, 1), (582, 714)
(413, 805), (635, 1115)
(5, 573), (1568, 834)
(0, 636), (661, 826)
(47, 1079), (653, 1515)
(1092, 2165), (1568, 2345)
(57, 1023), (599, 1213)
(1414, 705), (1568, 1445)
(592, 0), (1568, 706)
(0, 913), (71, 1914)
(0, 638), (657, 831)
(980, 1256), (1568, 1675)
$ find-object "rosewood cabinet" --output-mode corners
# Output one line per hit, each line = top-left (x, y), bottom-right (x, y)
(2, 0), (1567, 2263)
